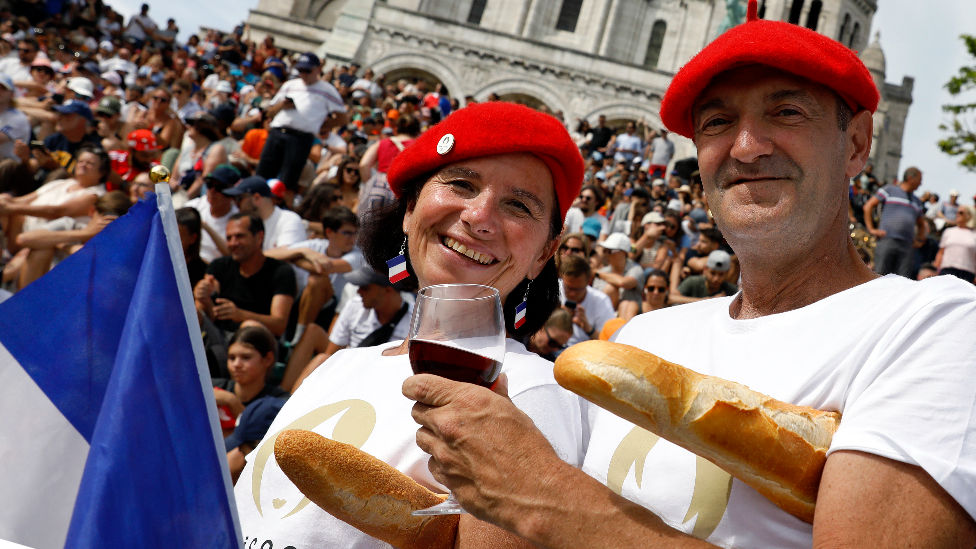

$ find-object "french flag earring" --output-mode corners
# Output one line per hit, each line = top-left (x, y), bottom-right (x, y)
(514, 279), (531, 330)
(387, 237), (410, 284)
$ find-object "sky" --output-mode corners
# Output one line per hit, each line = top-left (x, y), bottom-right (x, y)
(106, 0), (976, 200)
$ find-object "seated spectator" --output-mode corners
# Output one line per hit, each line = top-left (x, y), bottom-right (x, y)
(563, 184), (608, 236)
(523, 308), (573, 362)
(639, 268), (671, 315)
(631, 211), (670, 270)
(673, 249), (738, 304)
(559, 254), (615, 346)
(0, 75), (31, 164)
(556, 232), (590, 270)
(916, 262), (938, 281)
(109, 129), (161, 190)
(176, 207), (208, 288)
(193, 212), (296, 337)
(223, 176), (307, 250)
(288, 265), (413, 391)
(95, 96), (126, 152)
(7, 190), (130, 289)
(225, 395), (286, 485)
(184, 165), (240, 261)
(171, 111), (227, 201)
(592, 232), (644, 312)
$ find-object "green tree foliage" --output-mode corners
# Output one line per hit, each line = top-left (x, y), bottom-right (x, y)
(939, 35), (976, 172)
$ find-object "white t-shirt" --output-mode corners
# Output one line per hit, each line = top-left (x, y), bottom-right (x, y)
(285, 238), (364, 295)
(123, 14), (156, 40)
(559, 279), (616, 346)
(269, 78), (346, 135)
(583, 274), (976, 547)
(22, 179), (106, 233)
(262, 207), (307, 251)
(329, 292), (414, 348)
(183, 195), (238, 262)
(0, 58), (32, 84)
(234, 339), (584, 549)
(938, 227), (976, 274)
(0, 107), (31, 162)
(563, 207), (608, 235)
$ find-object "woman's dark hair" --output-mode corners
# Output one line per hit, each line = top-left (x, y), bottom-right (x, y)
(175, 207), (202, 260)
(360, 173), (563, 338)
(296, 183), (337, 222)
(329, 155), (361, 188)
(396, 115), (421, 137)
(643, 269), (669, 305)
(229, 325), (277, 362)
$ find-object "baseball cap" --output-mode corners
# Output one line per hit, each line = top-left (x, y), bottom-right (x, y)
(651, 178), (666, 187)
(598, 232), (632, 253)
(707, 250), (732, 272)
(294, 52), (321, 71)
(96, 96), (122, 116)
(0, 74), (13, 91)
(53, 99), (93, 122)
(950, 189), (960, 196)
(205, 165), (242, 189)
(223, 396), (286, 452)
(101, 71), (122, 86)
(82, 61), (101, 75)
(99, 40), (114, 52)
(223, 175), (272, 197)
(268, 178), (286, 199)
(209, 103), (236, 125)
(346, 266), (395, 288)
(641, 212), (666, 225)
(678, 185), (692, 194)
(581, 218), (602, 239)
(30, 57), (53, 70)
(127, 129), (159, 151)
(66, 76), (94, 99)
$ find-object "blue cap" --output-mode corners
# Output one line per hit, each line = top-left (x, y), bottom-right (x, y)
(294, 52), (321, 70)
(581, 217), (602, 239)
(223, 175), (272, 197)
(224, 397), (286, 452)
(53, 99), (93, 122)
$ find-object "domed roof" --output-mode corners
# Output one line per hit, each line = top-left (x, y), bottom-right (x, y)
(859, 31), (886, 77)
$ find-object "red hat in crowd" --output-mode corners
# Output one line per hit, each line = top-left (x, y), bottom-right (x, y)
(127, 129), (159, 152)
(387, 102), (585, 221)
(660, 0), (880, 139)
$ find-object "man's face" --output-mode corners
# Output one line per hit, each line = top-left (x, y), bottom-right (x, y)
(904, 173), (923, 192)
(226, 218), (262, 263)
(131, 149), (157, 170)
(703, 267), (725, 293)
(326, 222), (358, 254)
(17, 41), (37, 64)
(357, 283), (386, 310)
(692, 65), (867, 253)
(695, 235), (718, 255)
(234, 193), (257, 214)
(561, 274), (588, 303)
(598, 116), (606, 127)
(626, 123), (636, 134)
(578, 189), (597, 214)
(56, 113), (86, 134)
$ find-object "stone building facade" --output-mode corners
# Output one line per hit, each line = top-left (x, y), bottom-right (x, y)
(246, 0), (911, 183)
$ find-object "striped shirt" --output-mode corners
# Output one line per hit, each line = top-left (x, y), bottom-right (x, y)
(876, 184), (923, 243)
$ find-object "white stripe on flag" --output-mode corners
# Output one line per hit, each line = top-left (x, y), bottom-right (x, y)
(390, 261), (407, 277)
(0, 342), (88, 549)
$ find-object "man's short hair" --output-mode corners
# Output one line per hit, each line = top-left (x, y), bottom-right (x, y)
(699, 227), (725, 247)
(229, 212), (264, 236)
(545, 308), (574, 333)
(95, 191), (132, 217)
(559, 254), (591, 279)
(321, 206), (358, 232)
(172, 78), (192, 93)
(904, 167), (921, 182)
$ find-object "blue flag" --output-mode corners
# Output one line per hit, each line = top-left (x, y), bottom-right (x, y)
(0, 188), (242, 548)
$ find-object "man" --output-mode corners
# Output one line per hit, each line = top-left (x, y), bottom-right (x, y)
(644, 128), (675, 179)
(223, 176), (306, 250)
(938, 189), (961, 227)
(609, 121), (642, 165)
(107, 129), (160, 191)
(0, 75), (30, 164)
(96, 96), (126, 151)
(592, 232), (644, 309)
(404, 3), (976, 548)
(588, 114), (614, 159)
(184, 165), (240, 262)
(863, 166), (927, 277)
(171, 78), (202, 123)
(0, 38), (39, 84)
(559, 254), (615, 347)
(122, 4), (157, 50)
(265, 206), (364, 346)
(322, 265), (412, 356)
(648, 177), (669, 209)
(563, 185), (608, 236)
(256, 52), (347, 202)
(193, 212), (296, 337)
(672, 249), (738, 304)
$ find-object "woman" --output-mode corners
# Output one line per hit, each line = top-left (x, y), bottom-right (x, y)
(129, 86), (184, 150)
(0, 146), (108, 255)
(171, 111), (227, 200)
(294, 183), (337, 239)
(234, 102), (585, 548)
(175, 207), (208, 288)
(935, 206), (976, 283)
(640, 268), (670, 314)
(329, 155), (361, 212)
(357, 114), (421, 216)
(556, 232), (590, 270)
(524, 308), (573, 361)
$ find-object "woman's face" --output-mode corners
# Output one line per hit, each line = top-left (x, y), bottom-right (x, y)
(956, 208), (970, 227)
(403, 153), (559, 300)
(227, 342), (273, 387)
(342, 162), (360, 185)
(73, 151), (102, 183)
(644, 275), (668, 306)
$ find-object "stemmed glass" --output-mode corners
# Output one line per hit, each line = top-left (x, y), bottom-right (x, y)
(408, 284), (506, 515)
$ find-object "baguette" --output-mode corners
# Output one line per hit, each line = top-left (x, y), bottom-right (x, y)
(554, 340), (840, 524)
(274, 429), (458, 549)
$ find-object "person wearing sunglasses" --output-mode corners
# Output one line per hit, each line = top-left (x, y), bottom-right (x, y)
(640, 268), (670, 314)
(563, 184), (607, 237)
(524, 308), (573, 362)
(556, 232), (590, 269)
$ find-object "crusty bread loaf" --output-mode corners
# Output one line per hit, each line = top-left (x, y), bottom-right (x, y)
(554, 340), (841, 524)
(274, 429), (458, 549)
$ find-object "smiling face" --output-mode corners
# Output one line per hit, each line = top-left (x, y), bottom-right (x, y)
(692, 65), (870, 259)
(402, 153), (559, 301)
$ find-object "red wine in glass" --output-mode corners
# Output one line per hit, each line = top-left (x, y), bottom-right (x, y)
(409, 340), (502, 388)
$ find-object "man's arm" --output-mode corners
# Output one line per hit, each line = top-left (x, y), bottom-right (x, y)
(593, 270), (638, 290)
(863, 196), (885, 237)
(320, 110), (349, 132)
(914, 215), (929, 247)
(213, 294), (293, 336)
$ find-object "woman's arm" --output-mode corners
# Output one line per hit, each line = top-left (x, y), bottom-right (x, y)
(187, 143), (227, 199)
(359, 140), (381, 181)
(2, 193), (98, 220)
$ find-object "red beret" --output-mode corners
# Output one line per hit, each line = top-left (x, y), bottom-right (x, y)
(660, 0), (879, 139)
(387, 102), (584, 221)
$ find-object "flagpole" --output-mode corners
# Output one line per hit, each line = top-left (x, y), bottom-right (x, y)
(154, 172), (244, 547)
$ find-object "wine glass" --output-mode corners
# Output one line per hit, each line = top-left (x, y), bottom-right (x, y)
(408, 283), (506, 515)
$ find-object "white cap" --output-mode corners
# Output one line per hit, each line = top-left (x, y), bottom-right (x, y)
(99, 40), (114, 52)
(215, 80), (234, 93)
(67, 76), (94, 99)
(651, 178), (666, 187)
(641, 211), (665, 225)
(950, 189), (960, 196)
(100, 71), (121, 86)
(598, 232), (633, 253)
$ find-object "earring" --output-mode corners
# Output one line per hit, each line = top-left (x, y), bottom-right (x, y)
(514, 279), (531, 329)
(387, 236), (409, 283)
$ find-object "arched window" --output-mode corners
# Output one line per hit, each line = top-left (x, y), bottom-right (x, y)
(849, 22), (861, 48)
(788, 0), (804, 25)
(467, 0), (487, 25)
(804, 0), (821, 31)
(556, 0), (583, 32)
(643, 20), (667, 69)
(838, 13), (851, 44)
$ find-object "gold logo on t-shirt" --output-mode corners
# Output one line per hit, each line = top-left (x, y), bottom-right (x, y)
(608, 426), (732, 540)
(250, 399), (377, 518)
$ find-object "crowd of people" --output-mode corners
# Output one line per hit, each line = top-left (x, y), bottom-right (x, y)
(2, 0), (976, 546)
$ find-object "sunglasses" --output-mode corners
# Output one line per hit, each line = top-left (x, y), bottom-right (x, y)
(560, 245), (585, 254)
(543, 327), (568, 351)
(18, 48), (34, 53)
(338, 230), (357, 237)
(645, 286), (668, 294)
(152, 95), (169, 101)
(344, 166), (359, 174)
(578, 195), (593, 201)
